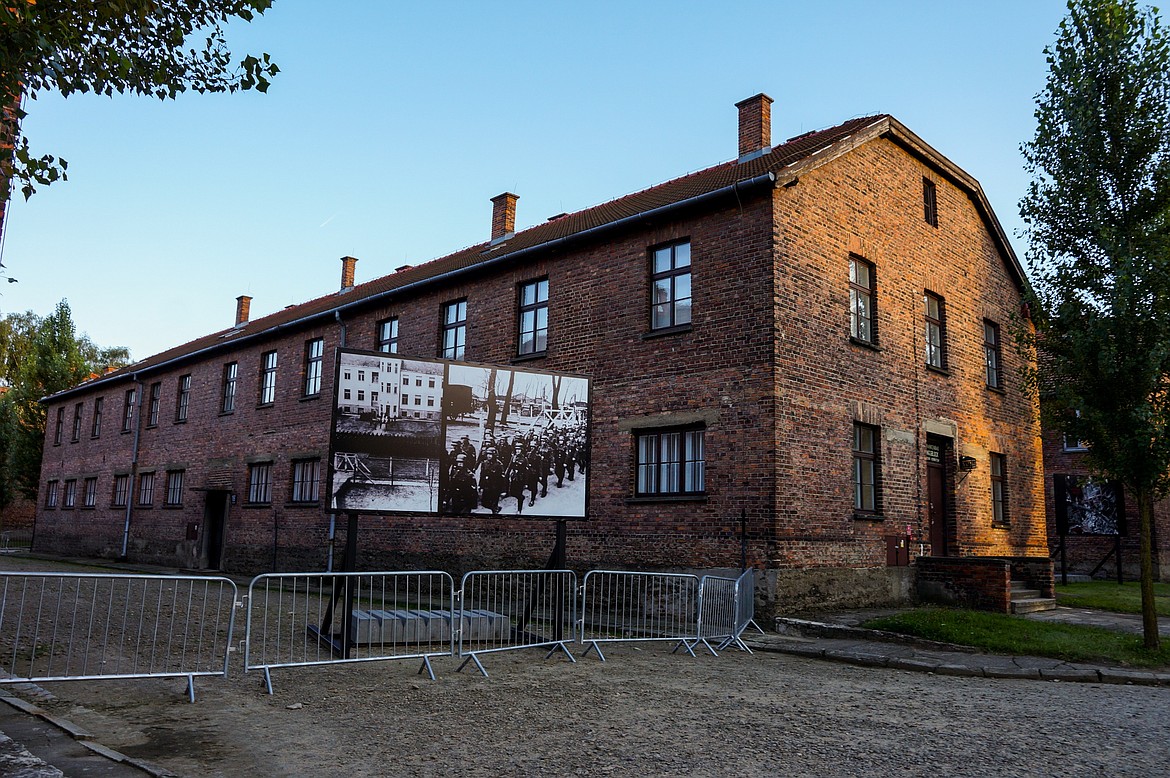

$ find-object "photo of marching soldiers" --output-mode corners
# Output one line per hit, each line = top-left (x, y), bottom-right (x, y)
(329, 352), (445, 513)
(441, 364), (589, 518)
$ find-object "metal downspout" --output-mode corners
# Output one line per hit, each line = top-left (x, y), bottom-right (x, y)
(120, 377), (143, 559)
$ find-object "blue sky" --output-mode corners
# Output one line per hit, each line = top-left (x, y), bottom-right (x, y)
(1, 0), (1071, 360)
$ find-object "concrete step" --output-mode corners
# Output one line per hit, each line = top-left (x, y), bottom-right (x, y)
(1011, 597), (1057, 614)
(1010, 588), (1042, 600)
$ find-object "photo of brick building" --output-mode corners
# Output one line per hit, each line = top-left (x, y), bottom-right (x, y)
(33, 94), (1049, 609)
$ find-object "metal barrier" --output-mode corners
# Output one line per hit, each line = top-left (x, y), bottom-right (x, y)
(456, 570), (577, 677)
(695, 569), (757, 654)
(244, 571), (455, 693)
(0, 529), (32, 553)
(578, 571), (702, 661)
(0, 573), (237, 702)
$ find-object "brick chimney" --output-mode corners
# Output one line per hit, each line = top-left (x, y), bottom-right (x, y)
(235, 295), (252, 326)
(491, 192), (518, 243)
(340, 255), (358, 291)
(735, 93), (773, 161)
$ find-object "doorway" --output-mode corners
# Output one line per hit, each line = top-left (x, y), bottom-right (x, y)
(926, 435), (953, 556)
(203, 490), (229, 570)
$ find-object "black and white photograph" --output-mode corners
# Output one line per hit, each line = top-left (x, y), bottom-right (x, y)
(440, 364), (589, 519)
(1054, 475), (1127, 536)
(329, 351), (445, 514)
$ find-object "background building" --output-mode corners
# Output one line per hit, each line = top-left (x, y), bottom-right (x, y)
(35, 95), (1049, 610)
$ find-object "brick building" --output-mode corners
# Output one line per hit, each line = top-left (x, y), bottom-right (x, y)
(34, 95), (1049, 609)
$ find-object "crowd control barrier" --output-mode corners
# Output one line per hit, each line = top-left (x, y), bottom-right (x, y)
(578, 571), (702, 661)
(0, 572), (237, 702)
(243, 571), (455, 693)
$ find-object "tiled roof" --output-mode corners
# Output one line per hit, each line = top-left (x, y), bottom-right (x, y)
(58, 114), (894, 395)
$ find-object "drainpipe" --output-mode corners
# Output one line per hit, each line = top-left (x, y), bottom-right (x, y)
(325, 311), (347, 572)
(120, 376), (143, 559)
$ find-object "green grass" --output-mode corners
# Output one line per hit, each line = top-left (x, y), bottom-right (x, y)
(863, 607), (1170, 668)
(1054, 580), (1170, 616)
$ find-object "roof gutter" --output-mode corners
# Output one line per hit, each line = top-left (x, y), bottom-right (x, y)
(45, 171), (777, 402)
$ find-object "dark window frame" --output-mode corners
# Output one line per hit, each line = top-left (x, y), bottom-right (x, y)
(259, 350), (278, 405)
(984, 319), (1003, 390)
(82, 476), (98, 508)
(991, 452), (1008, 526)
(853, 422), (881, 515)
(175, 374), (192, 422)
(121, 389), (136, 432)
(71, 403), (83, 442)
(54, 407), (64, 445)
(304, 338), (324, 397)
(649, 240), (692, 331)
(222, 361), (238, 413)
(849, 256), (876, 345)
(377, 317), (399, 354)
(91, 397), (103, 438)
(63, 479), (76, 509)
(247, 462), (273, 504)
(164, 470), (185, 507)
(138, 472), (155, 506)
(147, 382), (161, 427)
(441, 299), (467, 360)
(291, 459), (320, 503)
(923, 177), (939, 228)
(112, 474), (130, 507)
(924, 291), (947, 370)
(517, 278), (549, 356)
(45, 480), (59, 508)
(634, 424), (706, 497)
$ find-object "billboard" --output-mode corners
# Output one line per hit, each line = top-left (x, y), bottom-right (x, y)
(327, 349), (590, 519)
(1053, 475), (1127, 536)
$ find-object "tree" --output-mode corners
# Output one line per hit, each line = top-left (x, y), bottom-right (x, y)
(0, 0), (278, 202)
(1020, 0), (1170, 649)
(0, 300), (130, 509)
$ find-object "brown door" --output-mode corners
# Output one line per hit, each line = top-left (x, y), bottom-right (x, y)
(927, 438), (950, 556)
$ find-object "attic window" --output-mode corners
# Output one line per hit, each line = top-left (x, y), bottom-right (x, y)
(923, 178), (938, 228)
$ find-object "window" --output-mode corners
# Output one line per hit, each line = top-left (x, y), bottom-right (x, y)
(147, 382), (161, 427)
(82, 477), (97, 508)
(635, 426), (705, 496)
(222, 362), (238, 413)
(304, 338), (324, 396)
(164, 470), (184, 506)
(46, 480), (59, 508)
(71, 403), (83, 442)
(377, 318), (399, 353)
(924, 292), (946, 369)
(122, 389), (136, 432)
(650, 241), (691, 330)
(138, 472), (155, 506)
(984, 320), (1003, 390)
(291, 459), (320, 503)
(853, 423), (880, 514)
(259, 350), (278, 405)
(112, 474), (130, 507)
(63, 479), (76, 508)
(849, 256), (875, 344)
(990, 453), (1008, 525)
(518, 278), (549, 355)
(54, 407), (64, 445)
(248, 462), (272, 504)
(91, 397), (103, 438)
(1064, 409), (1089, 451)
(442, 299), (467, 359)
(923, 177), (938, 227)
(176, 374), (191, 422)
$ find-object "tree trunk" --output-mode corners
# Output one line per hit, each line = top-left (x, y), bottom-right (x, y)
(499, 371), (515, 427)
(1137, 488), (1161, 650)
(485, 368), (498, 432)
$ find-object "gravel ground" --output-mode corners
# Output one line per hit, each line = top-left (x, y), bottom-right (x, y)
(3, 556), (1169, 777)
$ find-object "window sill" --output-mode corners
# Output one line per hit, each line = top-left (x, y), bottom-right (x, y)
(243, 502), (272, 509)
(512, 350), (547, 364)
(219, 409), (236, 417)
(992, 522), (1011, 531)
(61, 506), (75, 511)
(256, 403), (274, 410)
(625, 493), (708, 504)
(80, 506), (95, 511)
(300, 394), (321, 403)
(925, 364), (950, 377)
(849, 336), (881, 352)
(137, 505), (154, 510)
(161, 504), (184, 510)
(285, 501), (321, 509)
(853, 512), (885, 521)
(986, 385), (1006, 396)
(642, 323), (692, 340)
(145, 424), (158, 430)
(174, 419), (187, 425)
(121, 429), (133, 435)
